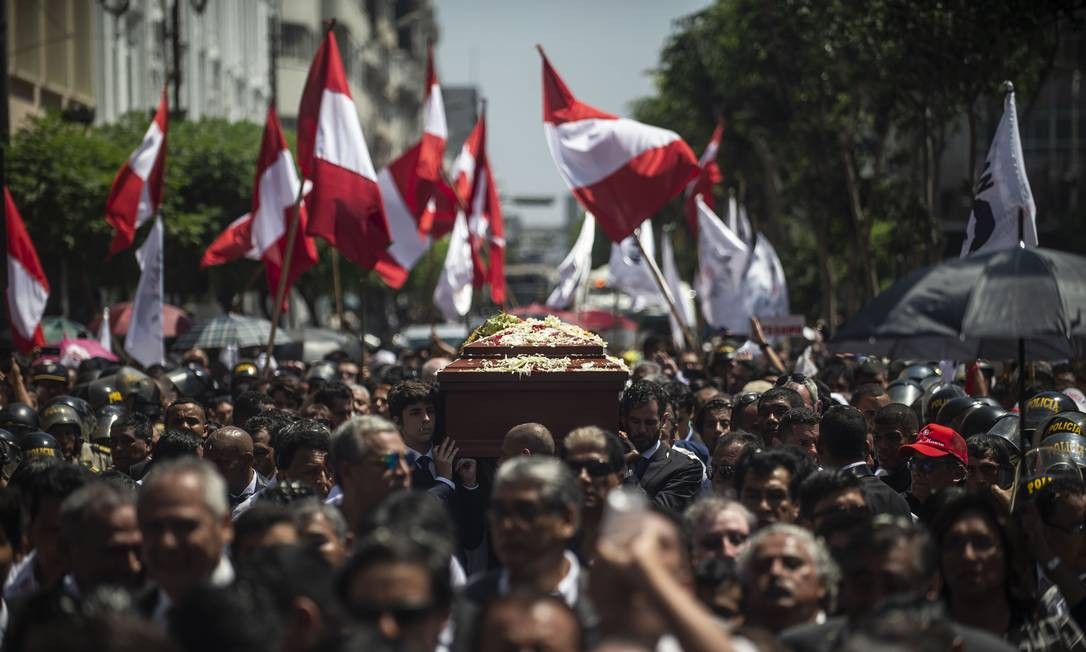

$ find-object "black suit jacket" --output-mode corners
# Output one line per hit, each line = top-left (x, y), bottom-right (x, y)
(781, 615), (1017, 652)
(412, 460), (486, 551)
(631, 444), (703, 514)
(841, 463), (912, 518)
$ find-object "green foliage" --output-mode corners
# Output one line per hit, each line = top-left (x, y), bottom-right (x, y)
(636, 0), (1073, 325)
(8, 112), (262, 316)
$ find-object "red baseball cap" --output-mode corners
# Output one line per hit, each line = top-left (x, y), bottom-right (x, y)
(899, 423), (968, 466)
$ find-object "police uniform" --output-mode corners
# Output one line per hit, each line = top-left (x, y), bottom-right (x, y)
(78, 441), (112, 474)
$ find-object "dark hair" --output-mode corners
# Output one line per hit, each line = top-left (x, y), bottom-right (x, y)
(848, 515), (939, 587)
(856, 358), (888, 382)
(361, 491), (456, 559)
(236, 545), (340, 628)
(874, 403), (920, 434)
(232, 502), (297, 559)
(799, 470), (864, 521)
(274, 419), (331, 471)
(473, 591), (581, 652)
(257, 480), (316, 505)
(820, 405), (869, 462)
(0, 487), (22, 551)
(620, 380), (670, 416)
(929, 490), (1024, 605)
(338, 534), (453, 615)
(154, 429), (202, 462)
(21, 461), (90, 523)
(696, 397), (734, 434)
(664, 380), (695, 413)
(387, 380), (435, 421)
(268, 380), (301, 409)
(966, 435), (1014, 470)
(167, 398), (207, 422)
(314, 381), (353, 409)
(243, 414), (287, 442)
(781, 407), (819, 431)
(735, 447), (809, 501)
(851, 383), (888, 405)
(757, 387), (804, 412)
(233, 391), (275, 426)
(113, 412), (153, 442)
(714, 430), (763, 456)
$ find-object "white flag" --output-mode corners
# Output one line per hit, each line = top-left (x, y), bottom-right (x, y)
(124, 216), (164, 367)
(546, 213), (596, 309)
(695, 196), (750, 332)
(747, 233), (790, 318)
(97, 306), (112, 354)
(609, 225), (664, 312)
(661, 233), (694, 351)
(433, 212), (474, 322)
(961, 86), (1037, 256)
(736, 204), (754, 246)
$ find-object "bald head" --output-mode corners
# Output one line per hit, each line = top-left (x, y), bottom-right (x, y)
(500, 422), (555, 462)
(202, 426), (254, 494)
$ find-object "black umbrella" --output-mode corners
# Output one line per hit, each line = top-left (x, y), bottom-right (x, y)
(832, 247), (1086, 444)
(832, 247), (1086, 360)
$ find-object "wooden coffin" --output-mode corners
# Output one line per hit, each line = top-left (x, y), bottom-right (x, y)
(436, 319), (629, 457)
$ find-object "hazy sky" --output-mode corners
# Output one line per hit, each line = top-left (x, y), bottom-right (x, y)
(435, 0), (710, 226)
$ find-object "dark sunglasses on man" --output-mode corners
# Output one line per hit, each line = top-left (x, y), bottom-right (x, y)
(566, 459), (614, 478)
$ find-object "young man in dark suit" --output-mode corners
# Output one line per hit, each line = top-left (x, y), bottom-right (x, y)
(620, 381), (703, 515)
(818, 405), (911, 518)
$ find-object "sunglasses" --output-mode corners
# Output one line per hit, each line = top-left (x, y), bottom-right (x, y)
(735, 393), (761, 407)
(710, 464), (735, 481)
(566, 459), (614, 478)
(775, 373), (809, 386)
(908, 457), (957, 474)
(699, 531), (748, 550)
(351, 600), (435, 625)
(374, 452), (403, 471)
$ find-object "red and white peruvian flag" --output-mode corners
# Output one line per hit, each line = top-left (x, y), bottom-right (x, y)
(684, 119), (724, 236)
(104, 89), (168, 258)
(5, 188), (49, 352)
(374, 45), (452, 289)
(201, 107), (317, 309)
(449, 109), (506, 305)
(539, 47), (699, 243)
(200, 213), (258, 269)
(298, 30), (390, 272)
(251, 107), (318, 309)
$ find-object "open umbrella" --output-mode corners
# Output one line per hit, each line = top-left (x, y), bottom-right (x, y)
(41, 317), (89, 344)
(172, 313), (293, 350)
(832, 246), (1086, 445)
(832, 247), (1086, 360)
(88, 302), (193, 338)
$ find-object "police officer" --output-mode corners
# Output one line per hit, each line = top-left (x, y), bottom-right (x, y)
(40, 402), (111, 472)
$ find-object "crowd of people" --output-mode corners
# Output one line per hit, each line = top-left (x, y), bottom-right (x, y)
(0, 326), (1080, 652)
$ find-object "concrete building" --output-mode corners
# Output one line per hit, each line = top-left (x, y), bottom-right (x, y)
(276, 0), (438, 166)
(7, 0), (96, 129)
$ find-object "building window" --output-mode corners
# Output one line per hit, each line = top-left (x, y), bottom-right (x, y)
(280, 21), (314, 61)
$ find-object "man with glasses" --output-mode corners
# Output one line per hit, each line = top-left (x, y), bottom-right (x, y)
(899, 423), (968, 523)
(328, 415), (411, 537)
(820, 406), (911, 517)
(562, 427), (627, 562)
(683, 496), (754, 564)
(457, 457), (597, 649)
(731, 392), (762, 433)
(778, 373), (821, 413)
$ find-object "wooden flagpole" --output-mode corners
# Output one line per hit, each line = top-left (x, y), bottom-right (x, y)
(632, 227), (698, 352)
(263, 181), (304, 376)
